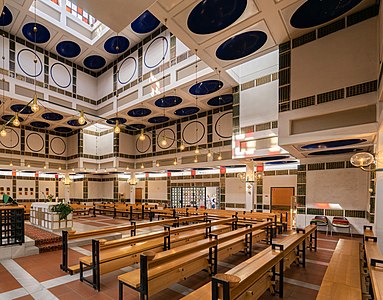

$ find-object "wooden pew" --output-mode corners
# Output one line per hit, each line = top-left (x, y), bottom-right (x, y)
(79, 218), (237, 290)
(317, 239), (362, 300)
(363, 225), (383, 300)
(70, 203), (92, 217)
(183, 225), (317, 300)
(60, 215), (205, 274)
(118, 225), (268, 299)
(119, 236), (218, 299)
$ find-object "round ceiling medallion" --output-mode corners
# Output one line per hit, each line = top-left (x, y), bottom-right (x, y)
(189, 80), (223, 95)
(56, 41), (81, 58)
(131, 10), (160, 34)
(290, 0), (363, 29)
(22, 23), (50, 43)
(216, 31), (267, 61)
(104, 36), (130, 54)
(84, 55), (106, 69)
(187, 0), (247, 35)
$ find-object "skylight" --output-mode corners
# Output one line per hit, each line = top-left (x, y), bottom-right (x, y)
(35, 0), (108, 45)
(64, 0), (97, 26)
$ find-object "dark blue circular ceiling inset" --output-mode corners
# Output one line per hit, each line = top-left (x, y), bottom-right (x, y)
(30, 121), (50, 128)
(148, 116), (169, 124)
(126, 124), (146, 131)
(67, 119), (87, 126)
(189, 80), (223, 95)
(83, 55), (106, 69)
(208, 94), (233, 106)
(42, 112), (64, 121)
(308, 148), (363, 156)
(56, 41), (81, 58)
(106, 117), (127, 125)
(54, 126), (72, 133)
(155, 96), (182, 108)
(0, 6), (13, 27)
(290, 0), (363, 29)
(22, 23), (51, 43)
(187, 0), (247, 35)
(2, 115), (24, 122)
(104, 36), (130, 54)
(174, 106), (200, 116)
(11, 104), (33, 114)
(131, 10), (160, 34)
(128, 108), (152, 118)
(216, 31), (267, 61)
(301, 139), (367, 150)
(253, 155), (290, 162)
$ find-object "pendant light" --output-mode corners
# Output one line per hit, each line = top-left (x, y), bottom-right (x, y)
(179, 143), (185, 151)
(160, 134), (167, 146)
(0, 126), (6, 137)
(13, 113), (20, 127)
(78, 110), (86, 125)
(139, 129), (146, 141)
(114, 120), (121, 134)
(207, 150), (212, 158)
(31, 0), (39, 113)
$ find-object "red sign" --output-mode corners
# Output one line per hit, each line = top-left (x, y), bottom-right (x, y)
(220, 167), (226, 174)
(35, 172), (39, 178)
(191, 170), (196, 176)
(12, 170), (16, 177)
(145, 173), (149, 178)
(256, 165), (264, 172)
(55, 174), (59, 179)
(167, 172), (171, 177)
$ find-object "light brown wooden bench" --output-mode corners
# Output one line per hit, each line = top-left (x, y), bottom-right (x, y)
(118, 224), (268, 299)
(70, 204), (92, 217)
(79, 218), (236, 290)
(317, 238), (362, 300)
(183, 225), (317, 300)
(60, 215), (205, 274)
(363, 225), (383, 300)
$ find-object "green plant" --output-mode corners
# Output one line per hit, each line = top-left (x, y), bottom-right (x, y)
(47, 194), (54, 202)
(51, 203), (73, 220)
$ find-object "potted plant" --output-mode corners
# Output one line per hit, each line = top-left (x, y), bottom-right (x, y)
(51, 203), (73, 220)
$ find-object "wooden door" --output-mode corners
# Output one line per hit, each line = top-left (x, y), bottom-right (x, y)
(135, 188), (143, 202)
(271, 187), (294, 227)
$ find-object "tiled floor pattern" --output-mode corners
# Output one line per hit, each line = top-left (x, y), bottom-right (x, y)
(0, 217), (361, 300)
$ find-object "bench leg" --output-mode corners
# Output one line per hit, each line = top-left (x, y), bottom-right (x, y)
(80, 262), (84, 282)
(119, 281), (123, 300)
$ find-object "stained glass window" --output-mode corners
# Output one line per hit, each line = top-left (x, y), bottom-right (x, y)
(65, 0), (96, 26)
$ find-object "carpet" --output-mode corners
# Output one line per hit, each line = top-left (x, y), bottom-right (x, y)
(24, 223), (62, 253)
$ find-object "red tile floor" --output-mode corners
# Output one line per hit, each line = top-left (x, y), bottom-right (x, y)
(0, 216), (361, 300)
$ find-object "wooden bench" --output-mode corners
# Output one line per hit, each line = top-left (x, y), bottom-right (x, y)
(363, 225), (383, 300)
(183, 225), (317, 300)
(317, 239), (362, 300)
(79, 218), (237, 290)
(20, 202), (31, 220)
(118, 236), (218, 299)
(60, 215), (205, 274)
(70, 203), (92, 217)
(118, 224), (268, 299)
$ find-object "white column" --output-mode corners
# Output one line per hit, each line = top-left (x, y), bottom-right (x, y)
(130, 172), (136, 204)
(63, 173), (71, 204)
(375, 130), (383, 250)
(245, 163), (255, 211)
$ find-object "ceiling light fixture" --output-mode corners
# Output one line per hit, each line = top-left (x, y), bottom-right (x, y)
(12, 113), (20, 127)
(156, 161), (160, 167)
(31, 93), (39, 113)
(139, 129), (146, 141)
(173, 158), (177, 165)
(114, 120), (121, 134)
(350, 152), (383, 172)
(194, 157), (198, 163)
(217, 153), (222, 161)
(141, 163), (144, 169)
(207, 150), (212, 158)
(78, 110), (86, 125)
(9, 161), (13, 167)
(195, 147), (200, 154)
(0, 126), (6, 137)
(160, 135), (167, 146)
(179, 143), (185, 151)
